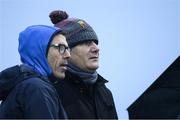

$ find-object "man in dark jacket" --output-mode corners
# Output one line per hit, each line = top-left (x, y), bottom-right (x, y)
(0, 25), (71, 119)
(49, 10), (118, 119)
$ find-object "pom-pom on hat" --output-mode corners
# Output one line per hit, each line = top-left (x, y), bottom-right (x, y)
(49, 10), (98, 48)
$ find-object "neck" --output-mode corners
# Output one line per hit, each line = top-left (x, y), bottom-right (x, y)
(67, 63), (98, 85)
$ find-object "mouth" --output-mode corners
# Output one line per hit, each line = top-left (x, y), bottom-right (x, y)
(59, 63), (68, 71)
(89, 56), (98, 60)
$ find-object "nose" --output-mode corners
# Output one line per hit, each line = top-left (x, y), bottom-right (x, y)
(63, 49), (71, 59)
(91, 42), (100, 53)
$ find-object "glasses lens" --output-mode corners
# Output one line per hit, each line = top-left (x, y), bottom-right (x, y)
(59, 45), (66, 54)
(51, 44), (69, 54)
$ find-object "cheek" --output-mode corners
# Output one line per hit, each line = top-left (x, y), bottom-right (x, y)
(70, 53), (83, 64)
(48, 53), (58, 67)
(47, 55), (54, 68)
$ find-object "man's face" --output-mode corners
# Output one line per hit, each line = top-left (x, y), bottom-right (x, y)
(47, 34), (71, 79)
(69, 41), (99, 72)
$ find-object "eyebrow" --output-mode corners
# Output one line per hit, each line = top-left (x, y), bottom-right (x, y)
(52, 43), (69, 47)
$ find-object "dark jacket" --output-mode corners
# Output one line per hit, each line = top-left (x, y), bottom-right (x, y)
(53, 71), (118, 119)
(0, 65), (67, 119)
(128, 56), (180, 119)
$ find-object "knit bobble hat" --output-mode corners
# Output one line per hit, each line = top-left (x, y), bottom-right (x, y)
(49, 10), (98, 48)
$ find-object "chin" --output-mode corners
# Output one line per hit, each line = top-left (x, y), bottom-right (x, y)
(54, 72), (65, 79)
(92, 63), (99, 68)
(88, 64), (99, 71)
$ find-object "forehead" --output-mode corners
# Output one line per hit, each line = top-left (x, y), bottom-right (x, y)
(71, 42), (88, 51)
(51, 34), (68, 45)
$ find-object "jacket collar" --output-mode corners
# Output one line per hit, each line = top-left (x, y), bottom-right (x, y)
(65, 71), (108, 86)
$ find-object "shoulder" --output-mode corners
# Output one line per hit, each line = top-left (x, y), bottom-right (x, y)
(22, 77), (51, 86)
(96, 74), (114, 94)
(97, 74), (109, 85)
(16, 77), (55, 94)
(14, 76), (59, 105)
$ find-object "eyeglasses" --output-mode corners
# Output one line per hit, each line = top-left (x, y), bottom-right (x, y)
(50, 43), (70, 54)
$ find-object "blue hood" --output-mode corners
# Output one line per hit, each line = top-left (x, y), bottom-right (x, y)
(18, 25), (62, 76)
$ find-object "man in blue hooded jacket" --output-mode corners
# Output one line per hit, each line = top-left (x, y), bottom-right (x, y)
(0, 25), (71, 119)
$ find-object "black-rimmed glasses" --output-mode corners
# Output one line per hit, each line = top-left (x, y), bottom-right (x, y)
(50, 44), (70, 54)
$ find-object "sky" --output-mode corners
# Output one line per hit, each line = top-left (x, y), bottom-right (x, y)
(0, 0), (179, 119)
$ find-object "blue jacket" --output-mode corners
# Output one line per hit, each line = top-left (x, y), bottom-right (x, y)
(0, 25), (67, 119)
(0, 65), (67, 119)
